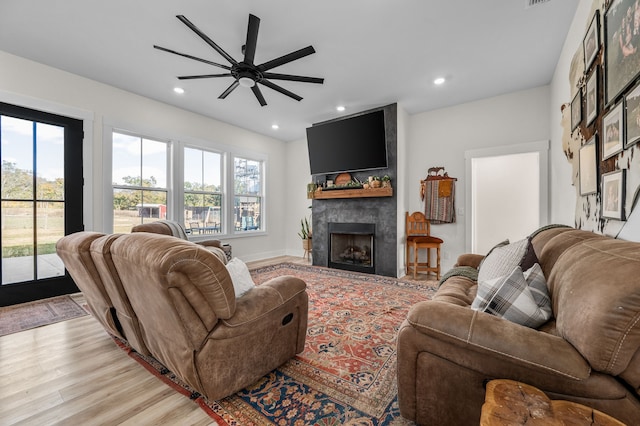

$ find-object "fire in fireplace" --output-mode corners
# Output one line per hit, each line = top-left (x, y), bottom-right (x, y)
(328, 222), (375, 274)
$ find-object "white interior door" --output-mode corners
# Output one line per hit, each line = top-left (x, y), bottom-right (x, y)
(465, 141), (549, 254)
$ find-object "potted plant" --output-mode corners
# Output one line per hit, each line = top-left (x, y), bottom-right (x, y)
(298, 216), (312, 258)
(298, 216), (312, 240)
(381, 175), (391, 188)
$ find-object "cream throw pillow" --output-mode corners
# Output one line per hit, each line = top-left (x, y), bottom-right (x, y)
(225, 258), (255, 298)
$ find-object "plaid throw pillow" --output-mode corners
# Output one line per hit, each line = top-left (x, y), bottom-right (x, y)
(471, 263), (552, 328)
(477, 238), (538, 283)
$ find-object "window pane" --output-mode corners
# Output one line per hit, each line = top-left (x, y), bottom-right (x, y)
(1, 116), (34, 199)
(234, 196), (261, 231)
(234, 158), (261, 196)
(36, 201), (65, 279)
(184, 193), (222, 234)
(2, 201), (35, 283)
(204, 151), (221, 190)
(142, 138), (167, 188)
(36, 122), (65, 201)
(112, 132), (141, 186)
(113, 188), (141, 233)
(184, 147), (203, 190)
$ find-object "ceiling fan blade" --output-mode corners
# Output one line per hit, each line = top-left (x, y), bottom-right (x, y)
(251, 85), (267, 106)
(259, 79), (303, 101)
(176, 15), (238, 66)
(258, 46), (316, 72)
(153, 45), (231, 70)
(262, 72), (324, 84)
(178, 73), (232, 80)
(219, 80), (239, 99)
(244, 14), (260, 65)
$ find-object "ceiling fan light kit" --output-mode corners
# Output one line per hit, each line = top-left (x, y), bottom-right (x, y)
(154, 14), (324, 106)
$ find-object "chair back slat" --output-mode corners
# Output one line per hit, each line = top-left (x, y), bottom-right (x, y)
(406, 211), (431, 237)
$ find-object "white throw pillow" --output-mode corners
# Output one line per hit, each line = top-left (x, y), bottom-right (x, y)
(225, 258), (255, 298)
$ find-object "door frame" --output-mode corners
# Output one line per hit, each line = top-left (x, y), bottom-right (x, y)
(464, 140), (549, 253)
(0, 92), (93, 306)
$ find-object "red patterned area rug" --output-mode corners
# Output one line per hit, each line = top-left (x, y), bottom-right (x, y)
(115, 263), (436, 425)
(0, 294), (88, 337)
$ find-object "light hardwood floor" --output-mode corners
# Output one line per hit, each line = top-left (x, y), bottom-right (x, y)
(0, 255), (433, 425)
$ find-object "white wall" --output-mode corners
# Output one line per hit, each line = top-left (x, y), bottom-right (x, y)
(0, 50), (289, 262)
(406, 86), (552, 271)
(549, 0), (593, 226)
(284, 137), (314, 256)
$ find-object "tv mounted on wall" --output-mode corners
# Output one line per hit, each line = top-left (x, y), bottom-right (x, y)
(306, 109), (387, 176)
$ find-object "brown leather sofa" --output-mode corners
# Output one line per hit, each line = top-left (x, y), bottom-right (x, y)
(57, 231), (308, 401)
(397, 227), (640, 425)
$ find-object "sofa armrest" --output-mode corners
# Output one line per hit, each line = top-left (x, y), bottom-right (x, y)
(406, 300), (591, 380)
(218, 276), (307, 330)
(455, 253), (484, 269)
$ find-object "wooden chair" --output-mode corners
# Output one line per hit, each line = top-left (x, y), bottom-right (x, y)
(405, 211), (443, 279)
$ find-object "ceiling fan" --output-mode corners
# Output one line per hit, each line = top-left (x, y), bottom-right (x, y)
(154, 14), (324, 106)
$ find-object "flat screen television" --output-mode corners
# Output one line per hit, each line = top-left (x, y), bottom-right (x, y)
(306, 109), (387, 175)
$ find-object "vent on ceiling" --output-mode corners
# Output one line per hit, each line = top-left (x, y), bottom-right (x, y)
(525, 0), (551, 8)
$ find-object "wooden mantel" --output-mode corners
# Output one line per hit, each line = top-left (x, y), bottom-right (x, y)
(312, 186), (393, 200)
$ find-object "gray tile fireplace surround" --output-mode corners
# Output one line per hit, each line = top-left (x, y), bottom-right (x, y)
(310, 103), (398, 277)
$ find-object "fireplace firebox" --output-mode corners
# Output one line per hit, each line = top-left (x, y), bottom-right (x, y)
(328, 222), (375, 274)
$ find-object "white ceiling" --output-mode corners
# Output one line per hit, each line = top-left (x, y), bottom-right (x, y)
(0, 0), (579, 142)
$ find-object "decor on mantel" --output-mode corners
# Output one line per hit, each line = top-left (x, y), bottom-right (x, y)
(420, 167), (457, 224)
(309, 172), (393, 200)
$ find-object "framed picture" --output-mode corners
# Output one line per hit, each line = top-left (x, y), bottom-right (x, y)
(579, 136), (598, 195)
(601, 169), (626, 220)
(604, 0), (640, 105)
(625, 80), (640, 147)
(602, 101), (624, 159)
(571, 90), (582, 131)
(584, 11), (600, 71)
(586, 69), (598, 125)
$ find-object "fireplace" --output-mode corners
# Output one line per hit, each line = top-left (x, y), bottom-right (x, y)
(328, 222), (375, 274)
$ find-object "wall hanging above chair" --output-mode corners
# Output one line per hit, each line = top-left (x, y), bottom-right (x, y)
(420, 166), (457, 224)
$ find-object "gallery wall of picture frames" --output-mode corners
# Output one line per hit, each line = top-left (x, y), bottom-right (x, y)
(574, 0), (640, 222)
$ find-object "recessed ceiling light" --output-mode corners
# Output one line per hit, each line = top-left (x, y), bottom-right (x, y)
(336, 105), (346, 112)
(271, 124), (279, 130)
(434, 77), (446, 85)
(174, 87), (185, 94)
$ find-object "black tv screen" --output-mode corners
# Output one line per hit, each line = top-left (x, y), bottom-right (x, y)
(306, 110), (387, 175)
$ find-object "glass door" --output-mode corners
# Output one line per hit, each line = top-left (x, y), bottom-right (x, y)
(0, 102), (83, 306)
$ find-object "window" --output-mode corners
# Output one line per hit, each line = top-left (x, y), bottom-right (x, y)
(112, 132), (168, 233)
(183, 147), (223, 235)
(233, 157), (263, 232)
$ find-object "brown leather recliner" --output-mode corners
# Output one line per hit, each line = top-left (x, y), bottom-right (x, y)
(55, 231), (124, 339)
(131, 220), (227, 264)
(89, 233), (150, 355)
(397, 227), (640, 425)
(107, 232), (308, 400)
